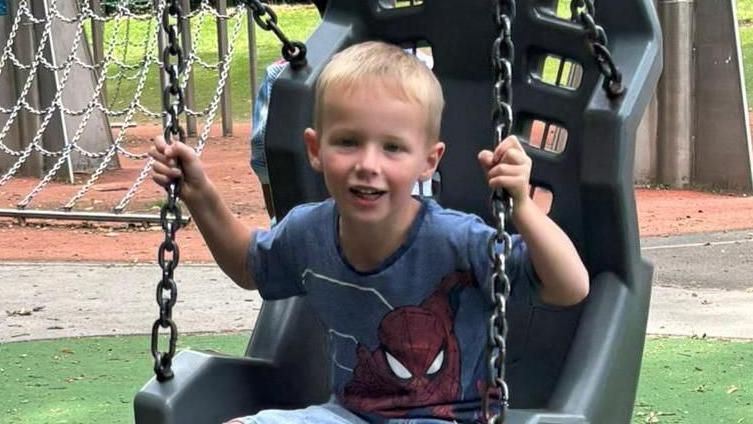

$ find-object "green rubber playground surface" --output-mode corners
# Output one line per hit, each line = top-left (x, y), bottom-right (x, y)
(1, 334), (248, 423)
(1, 334), (751, 423)
(633, 337), (753, 423)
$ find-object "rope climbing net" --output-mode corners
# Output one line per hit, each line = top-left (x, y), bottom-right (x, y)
(0, 0), (246, 223)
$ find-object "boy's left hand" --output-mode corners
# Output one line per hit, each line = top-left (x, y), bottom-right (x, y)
(477, 135), (532, 204)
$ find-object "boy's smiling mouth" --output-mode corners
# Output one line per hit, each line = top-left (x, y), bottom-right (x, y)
(350, 186), (387, 200)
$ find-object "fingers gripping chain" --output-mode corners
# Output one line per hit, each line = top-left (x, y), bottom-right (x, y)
(151, 0), (187, 382)
(485, 1), (516, 422)
(570, 0), (625, 98)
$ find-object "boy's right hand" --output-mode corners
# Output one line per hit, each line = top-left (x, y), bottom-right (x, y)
(477, 135), (532, 205)
(149, 136), (208, 203)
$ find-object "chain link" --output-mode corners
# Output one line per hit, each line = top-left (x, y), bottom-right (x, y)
(570, 0), (624, 98)
(150, 0), (187, 382)
(484, 1), (516, 422)
(243, 0), (307, 68)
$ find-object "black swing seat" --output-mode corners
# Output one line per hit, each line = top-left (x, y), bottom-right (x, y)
(135, 0), (662, 422)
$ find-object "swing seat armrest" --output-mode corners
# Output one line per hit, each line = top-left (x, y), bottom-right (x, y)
(134, 350), (288, 424)
(504, 410), (588, 423)
(545, 266), (654, 422)
(487, 269), (651, 424)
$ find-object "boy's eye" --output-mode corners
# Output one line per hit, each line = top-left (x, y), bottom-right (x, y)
(335, 138), (357, 147)
(383, 142), (403, 153)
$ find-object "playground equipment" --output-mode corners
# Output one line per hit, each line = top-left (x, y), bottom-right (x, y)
(135, 0), (662, 422)
(0, 0), (242, 223)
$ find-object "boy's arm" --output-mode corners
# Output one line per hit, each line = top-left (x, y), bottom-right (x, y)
(150, 137), (258, 290)
(512, 197), (589, 306)
(479, 136), (589, 306)
(182, 180), (258, 291)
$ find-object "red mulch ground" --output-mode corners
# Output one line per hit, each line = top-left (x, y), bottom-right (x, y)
(1, 123), (752, 263)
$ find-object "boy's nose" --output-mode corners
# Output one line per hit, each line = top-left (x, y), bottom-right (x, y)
(355, 146), (381, 176)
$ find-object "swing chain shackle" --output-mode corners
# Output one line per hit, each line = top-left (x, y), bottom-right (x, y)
(570, 0), (625, 98)
(484, 0), (516, 422)
(245, 0), (308, 69)
(151, 0), (187, 382)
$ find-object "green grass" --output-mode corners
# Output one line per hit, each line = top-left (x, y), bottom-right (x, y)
(741, 26), (753, 110)
(94, 5), (320, 123)
(2, 334), (752, 423)
(739, 0), (753, 110)
(738, 0), (753, 23)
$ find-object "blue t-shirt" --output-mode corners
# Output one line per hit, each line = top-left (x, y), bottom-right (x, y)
(250, 198), (538, 422)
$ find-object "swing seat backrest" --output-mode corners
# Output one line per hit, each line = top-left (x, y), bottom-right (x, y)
(263, 0), (661, 420)
(134, 1), (661, 423)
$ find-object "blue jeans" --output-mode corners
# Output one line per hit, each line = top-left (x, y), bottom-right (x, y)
(229, 401), (365, 423)
(229, 399), (457, 423)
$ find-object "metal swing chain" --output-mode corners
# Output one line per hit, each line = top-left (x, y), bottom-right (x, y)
(570, 0), (624, 98)
(244, 0), (307, 69)
(150, 0), (187, 382)
(484, 0), (516, 422)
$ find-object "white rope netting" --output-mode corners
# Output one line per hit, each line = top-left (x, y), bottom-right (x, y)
(0, 0), (246, 217)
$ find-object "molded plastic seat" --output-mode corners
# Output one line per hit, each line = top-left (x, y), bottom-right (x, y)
(135, 0), (662, 422)
(135, 297), (331, 423)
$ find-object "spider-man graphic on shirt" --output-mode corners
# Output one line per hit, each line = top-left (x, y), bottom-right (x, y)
(341, 271), (474, 419)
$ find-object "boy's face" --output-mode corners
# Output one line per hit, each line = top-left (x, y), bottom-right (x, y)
(304, 78), (444, 229)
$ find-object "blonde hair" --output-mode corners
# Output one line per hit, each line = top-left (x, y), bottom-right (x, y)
(313, 41), (444, 141)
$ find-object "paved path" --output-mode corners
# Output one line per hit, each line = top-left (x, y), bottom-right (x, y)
(2, 263), (260, 342)
(2, 229), (753, 342)
(642, 230), (753, 339)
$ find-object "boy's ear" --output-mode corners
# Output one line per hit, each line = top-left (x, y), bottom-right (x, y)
(303, 128), (322, 172)
(420, 141), (445, 181)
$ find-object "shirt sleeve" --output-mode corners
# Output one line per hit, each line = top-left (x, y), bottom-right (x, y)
(248, 206), (307, 300)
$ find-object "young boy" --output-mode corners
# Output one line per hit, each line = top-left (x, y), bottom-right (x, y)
(150, 41), (589, 423)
